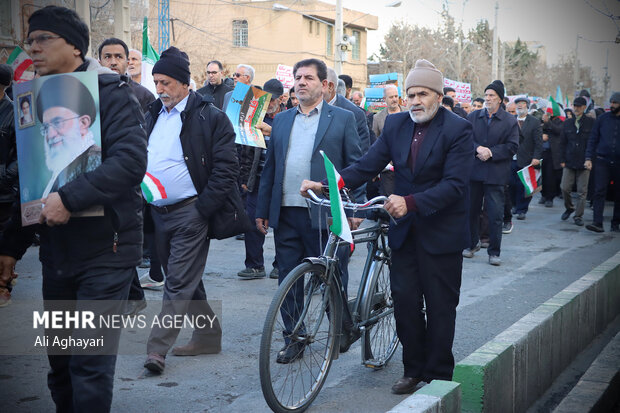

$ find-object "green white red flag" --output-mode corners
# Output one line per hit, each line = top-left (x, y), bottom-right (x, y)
(321, 150), (352, 244)
(517, 163), (542, 197)
(141, 172), (167, 203)
(546, 96), (566, 121)
(141, 17), (159, 96)
(6, 46), (34, 83)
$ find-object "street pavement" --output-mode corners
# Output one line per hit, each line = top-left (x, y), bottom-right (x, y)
(1, 195), (619, 413)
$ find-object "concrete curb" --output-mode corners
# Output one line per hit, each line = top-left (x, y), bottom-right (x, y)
(452, 250), (620, 412)
(387, 380), (461, 413)
(552, 330), (620, 413)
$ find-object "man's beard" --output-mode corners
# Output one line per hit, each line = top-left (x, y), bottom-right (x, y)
(611, 105), (620, 115)
(45, 122), (92, 173)
(516, 108), (528, 118)
(409, 101), (439, 123)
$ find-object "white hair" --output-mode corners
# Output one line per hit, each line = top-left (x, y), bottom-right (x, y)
(326, 68), (338, 86)
(237, 64), (255, 82)
(383, 84), (399, 97)
(336, 79), (346, 96)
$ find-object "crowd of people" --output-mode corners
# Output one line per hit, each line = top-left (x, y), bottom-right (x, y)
(0, 5), (618, 412)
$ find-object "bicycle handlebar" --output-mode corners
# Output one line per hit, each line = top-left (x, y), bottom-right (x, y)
(306, 189), (390, 212)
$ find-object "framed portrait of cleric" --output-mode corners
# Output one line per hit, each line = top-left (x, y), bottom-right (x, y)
(16, 92), (35, 129)
(13, 72), (103, 225)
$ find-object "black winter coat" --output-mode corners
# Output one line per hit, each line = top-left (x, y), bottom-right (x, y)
(542, 117), (564, 169)
(0, 60), (148, 274)
(196, 82), (233, 111)
(515, 115), (543, 168)
(0, 95), (17, 204)
(560, 115), (595, 169)
(145, 91), (238, 220)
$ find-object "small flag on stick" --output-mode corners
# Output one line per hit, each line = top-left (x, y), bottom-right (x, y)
(517, 162), (542, 197)
(320, 150), (352, 243)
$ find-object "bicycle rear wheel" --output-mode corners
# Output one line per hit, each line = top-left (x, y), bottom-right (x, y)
(259, 262), (341, 412)
(360, 249), (398, 368)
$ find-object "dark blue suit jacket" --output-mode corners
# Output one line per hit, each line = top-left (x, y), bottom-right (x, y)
(256, 102), (363, 229)
(334, 94), (370, 154)
(467, 108), (519, 185)
(339, 107), (474, 253)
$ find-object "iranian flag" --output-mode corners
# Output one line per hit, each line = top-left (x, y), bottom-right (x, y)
(517, 162), (542, 197)
(321, 151), (352, 244)
(546, 96), (566, 121)
(6, 46), (34, 83)
(141, 172), (167, 203)
(141, 17), (159, 96)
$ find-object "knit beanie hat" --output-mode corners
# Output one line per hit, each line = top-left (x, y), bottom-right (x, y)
(36, 74), (97, 123)
(610, 92), (620, 104)
(152, 46), (191, 85)
(0, 64), (13, 87)
(28, 6), (90, 58)
(405, 59), (444, 95)
(485, 80), (505, 102)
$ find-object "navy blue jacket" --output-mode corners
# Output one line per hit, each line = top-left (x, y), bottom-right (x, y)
(468, 108), (519, 185)
(586, 112), (620, 163)
(339, 107), (474, 253)
(334, 94), (370, 154)
(256, 102), (362, 230)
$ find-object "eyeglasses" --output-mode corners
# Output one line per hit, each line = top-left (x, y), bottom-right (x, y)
(206, 71), (220, 75)
(233, 73), (246, 78)
(40, 116), (81, 136)
(25, 34), (61, 48)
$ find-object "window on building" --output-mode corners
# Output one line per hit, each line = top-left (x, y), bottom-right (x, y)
(352, 30), (360, 60)
(232, 20), (248, 47)
(0, 0), (11, 37)
(308, 20), (313, 34)
(326, 25), (333, 56)
(316, 22), (320, 36)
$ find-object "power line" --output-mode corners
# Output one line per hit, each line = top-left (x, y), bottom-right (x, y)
(583, 0), (620, 30)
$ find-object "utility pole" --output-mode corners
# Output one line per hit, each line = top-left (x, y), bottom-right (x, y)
(335, 0), (343, 75)
(603, 48), (610, 101)
(491, 1), (499, 79)
(573, 35), (580, 97)
(499, 42), (505, 82)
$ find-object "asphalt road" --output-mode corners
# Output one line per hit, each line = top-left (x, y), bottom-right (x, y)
(1, 196), (619, 413)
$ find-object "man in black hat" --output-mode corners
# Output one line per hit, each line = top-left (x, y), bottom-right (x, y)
(143, 46), (238, 373)
(0, 5), (147, 412)
(237, 78), (284, 280)
(464, 79), (518, 266)
(36, 75), (102, 196)
(584, 92), (620, 232)
(559, 97), (595, 226)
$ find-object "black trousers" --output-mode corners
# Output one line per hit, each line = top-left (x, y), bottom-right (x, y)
(42, 264), (135, 413)
(391, 228), (462, 381)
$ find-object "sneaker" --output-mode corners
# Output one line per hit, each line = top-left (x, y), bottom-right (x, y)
(586, 223), (604, 233)
(462, 242), (481, 258)
(140, 273), (164, 290)
(516, 213), (526, 220)
(545, 200), (553, 208)
(480, 241), (490, 249)
(574, 217), (584, 226)
(269, 267), (279, 279)
(139, 257), (151, 268)
(235, 233), (245, 241)
(502, 222), (513, 234)
(561, 208), (575, 221)
(237, 267), (266, 279)
(488, 255), (502, 266)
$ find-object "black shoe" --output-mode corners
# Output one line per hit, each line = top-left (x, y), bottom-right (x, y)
(586, 223), (604, 233)
(516, 213), (526, 220)
(276, 342), (305, 364)
(611, 224), (620, 232)
(545, 200), (553, 208)
(561, 208), (575, 221)
(538, 197), (546, 205)
(574, 217), (584, 226)
(269, 267), (279, 279)
(237, 267), (266, 279)
(235, 233), (245, 240)
(339, 328), (361, 353)
(391, 376), (423, 394)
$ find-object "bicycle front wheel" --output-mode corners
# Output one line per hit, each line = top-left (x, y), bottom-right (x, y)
(259, 262), (341, 412)
(360, 249), (398, 368)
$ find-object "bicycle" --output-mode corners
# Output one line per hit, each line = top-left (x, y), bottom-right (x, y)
(259, 189), (399, 412)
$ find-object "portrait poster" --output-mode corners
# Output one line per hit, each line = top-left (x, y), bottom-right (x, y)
(13, 72), (103, 226)
(225, 83), (270, 149)
(443, 78), (472, 103)
(275, 64), (294, 89)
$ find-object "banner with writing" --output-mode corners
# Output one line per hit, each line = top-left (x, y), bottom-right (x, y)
(443, 78), (471, 103)
(275, 64), (294, 89)
(225, 83), (270, 149)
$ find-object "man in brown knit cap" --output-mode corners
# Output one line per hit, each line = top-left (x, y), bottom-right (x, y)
(302, 59), (473, 394)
